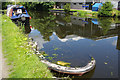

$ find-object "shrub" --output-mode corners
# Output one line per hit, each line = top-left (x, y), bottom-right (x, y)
(98, 2), (113, 17)
(63, 3), (71, 13)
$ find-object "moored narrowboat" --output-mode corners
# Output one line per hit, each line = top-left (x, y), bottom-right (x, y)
(7, 5), (31, 22)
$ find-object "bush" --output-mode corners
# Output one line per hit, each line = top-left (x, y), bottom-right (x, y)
(98, 2), (113, 17)
(63, 3), (71, 13)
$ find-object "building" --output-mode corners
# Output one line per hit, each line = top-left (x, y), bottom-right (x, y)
(55, 0), (119, 10)
(55, 0), (101, 10)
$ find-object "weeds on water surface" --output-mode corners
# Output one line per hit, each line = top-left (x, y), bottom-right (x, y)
(2, 15), (53, 78)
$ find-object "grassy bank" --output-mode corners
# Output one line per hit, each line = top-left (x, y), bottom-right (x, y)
(51, 9), (98, 18)
(0, 10), (7, 14)
(2, 15), (53, 78)
(72, 10), (98, 18)
(51, 9), (120, 18)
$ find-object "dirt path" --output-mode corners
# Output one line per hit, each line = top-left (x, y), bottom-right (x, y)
(0, 33), (9, 79)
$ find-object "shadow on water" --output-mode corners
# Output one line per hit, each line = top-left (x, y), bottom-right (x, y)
(13, 18), (31, 34)
(29, 11), (120, 78)
(117, 26), (120, 50)
(29, 11), (120, 41)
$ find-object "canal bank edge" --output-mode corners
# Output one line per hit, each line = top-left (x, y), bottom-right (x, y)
(50, 9), (120, 18)
(2, 14), (53, 78)
(0, 13), (2, 79)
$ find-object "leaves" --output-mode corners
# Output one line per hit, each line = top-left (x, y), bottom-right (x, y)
(52, 54), (57, 56)
(98, 2), (113, 17)
(63, 3), (71, 13)
(23, 38), (27, 41)
(43, 53), (49, 57)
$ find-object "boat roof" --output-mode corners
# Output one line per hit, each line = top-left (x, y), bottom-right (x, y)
(7, 5), (26, 16)
(92, 3), (103, 7)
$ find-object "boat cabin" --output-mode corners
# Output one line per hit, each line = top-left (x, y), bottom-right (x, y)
(8, 5), (28, 17)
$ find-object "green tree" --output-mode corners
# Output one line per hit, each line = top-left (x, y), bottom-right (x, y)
(2, 2), (55, 11)
(98, 2), (113, 17)
(2, 2), (13, 10)
(98, 17), (112, 35)
(63, 3), (71, 13)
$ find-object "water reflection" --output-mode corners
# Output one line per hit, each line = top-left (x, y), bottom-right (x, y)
(29, 12), (119, 41)
(14, 20), (31, 34)
(117, 26), (120, 50)
(29, 11), (119, 78)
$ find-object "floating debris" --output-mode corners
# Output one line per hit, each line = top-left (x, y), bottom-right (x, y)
(111, 72), (113, 76)
(48, 57), (53, 60)
(106, 56), (109, 58)
(43, 53), (49, 56)
(54, 48), (59, 50)
(52, 54), (57, 56)
(104, 62), (108, 64)
(57, 61), (71, 66)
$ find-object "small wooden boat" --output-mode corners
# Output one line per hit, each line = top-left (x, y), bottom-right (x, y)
(41, 57), (96, 76)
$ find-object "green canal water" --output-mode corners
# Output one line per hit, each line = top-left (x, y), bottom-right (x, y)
(28, 11), (120, 78)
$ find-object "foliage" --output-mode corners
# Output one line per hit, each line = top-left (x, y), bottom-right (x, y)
(29, 11), (56, 41)
(63, 3), (71, 13)
(72, 10), (98, 18)
(63, 14), (71, 23)
(98, 2), (113, 17)
(98, 17), (112, 35)
(2, 2), (13, 10)
(111, 9), (120, 17)
(2, 15), (53, 78)
(2, 2), (55, 11)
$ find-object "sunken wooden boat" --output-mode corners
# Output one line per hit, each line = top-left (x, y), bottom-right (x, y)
(41, 57), (96, 76)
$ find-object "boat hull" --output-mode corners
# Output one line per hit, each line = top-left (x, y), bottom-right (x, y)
(41, 58), (96, 76)
(48, 67), (86, 76)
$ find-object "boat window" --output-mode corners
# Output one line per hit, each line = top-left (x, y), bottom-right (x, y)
(22, 9), (26, 14)
(17, 9), (22, 14)
(73, 3), (76, 5)
(79, 3), (82, 5)
(13, 9), (17, 16)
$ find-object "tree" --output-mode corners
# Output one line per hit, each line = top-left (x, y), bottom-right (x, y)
(63, 3), (71, 13)
(2, 2), (55, 11)
(98, 2), (113, 17)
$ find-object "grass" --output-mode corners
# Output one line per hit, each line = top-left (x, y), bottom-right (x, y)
(50, 9), (64, 11)
(51, 8), (98, 18)
(51, 8), (120, 18)
(2, 14), (53, 78)
(0, 10), (7, 14)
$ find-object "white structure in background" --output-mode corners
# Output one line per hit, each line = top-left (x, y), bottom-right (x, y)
(58, 35), (85, 42)
(111, 1), (119, 9)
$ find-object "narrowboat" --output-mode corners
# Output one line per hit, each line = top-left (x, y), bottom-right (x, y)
(7, 5), (31, 33)
(7, 5), (31, 22)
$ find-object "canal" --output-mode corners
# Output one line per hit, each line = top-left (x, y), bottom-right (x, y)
(28, 11), (120, 78)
